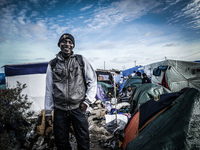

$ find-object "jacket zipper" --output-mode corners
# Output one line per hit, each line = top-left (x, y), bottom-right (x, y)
(65, 59), (69, 107)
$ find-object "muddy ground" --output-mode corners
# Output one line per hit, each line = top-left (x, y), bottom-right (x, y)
(26, 108), (116, 150)
(88, 109), (113, 150)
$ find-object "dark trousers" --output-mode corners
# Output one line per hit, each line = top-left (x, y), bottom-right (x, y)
(54, 108), (89, 150)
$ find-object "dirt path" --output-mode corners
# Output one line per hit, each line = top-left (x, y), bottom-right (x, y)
(88, 108), (113, 150)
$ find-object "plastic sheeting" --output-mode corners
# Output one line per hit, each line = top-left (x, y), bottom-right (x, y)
(105, 114), (128, 124)
(97, 82), (113, 93)
(0, 73), (5, 85)
(121, 66), (143, 78)
(123, 111), (139, 149)
(131, 83), (171, 113)
(6, 74), (46, 115)
(119, 76), (142, 92)
(126, 88), (200, 150)
(96, 71), (113, 84)
(143, 59), (200, 92)
(4, 62), (48, 76)
(4, 63), (48, 115)
(0, 73), (6, 89)
(124, 90), (184, 149)
(95, 84), (109, 101)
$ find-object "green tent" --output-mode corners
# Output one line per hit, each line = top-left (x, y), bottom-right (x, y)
(126, 88), (200, 150)
(121, 76), (142, 92)
(130, 83), (171, 113)
(97, 82), (113, 93)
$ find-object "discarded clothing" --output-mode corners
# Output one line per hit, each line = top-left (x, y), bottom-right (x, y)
(153, 65), (168, 76)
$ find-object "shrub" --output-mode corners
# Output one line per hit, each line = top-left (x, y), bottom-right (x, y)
(0, 81), (34, 149)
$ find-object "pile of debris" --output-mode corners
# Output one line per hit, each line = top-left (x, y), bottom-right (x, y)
(2, 84), (200, 150)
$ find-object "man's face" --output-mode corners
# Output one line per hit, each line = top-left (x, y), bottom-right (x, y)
(60, 38), (74, 57)
(128, 87), (132, 91)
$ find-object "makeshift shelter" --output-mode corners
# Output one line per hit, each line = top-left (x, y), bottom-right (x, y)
(98, 82), (113, 92)
(130, 83), (171, 113)
(4, 62), (48, 115)
(96, 71), (113, 84)
(143, 59), (200, 92)
(119, 76), (142, 92)
(113, 73), (123, 85)
(121, 66), (143, 78)
(0, 73), (6, 89)
(124, 88), (200, 150)
(95, 84), (109, 101)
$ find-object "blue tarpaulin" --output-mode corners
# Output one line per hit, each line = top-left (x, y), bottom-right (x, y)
(114, 74), (122, 85)
(121, 66), (143, 78)
(119, 80), (126, 92)
(0, 73), (5, 85)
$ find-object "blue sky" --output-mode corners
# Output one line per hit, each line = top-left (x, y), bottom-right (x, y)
(0, 0), (200, 73)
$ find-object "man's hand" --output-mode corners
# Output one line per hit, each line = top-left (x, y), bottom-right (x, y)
(80, 103), (87, 112)
(45, 116), (53, 126)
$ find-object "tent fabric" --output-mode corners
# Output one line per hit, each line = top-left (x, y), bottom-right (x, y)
(121, 66), (143, 78)
(139, 90), (184, 129)
(114, 74), (122, 85)
(4, 62), (48, 76)
(95, 84), (109, 101)
(119, 80), (126, 92)
(0, 85), (6, 90)
(6, 74), (47, 115)
(160, 72), (170, 90)
(131, 83), (171, 113)
(97, 82), (113, 93)
(123, 107), (168, 149)
(123, 111), (139, 149)
(143, 59), (200, 92)
(126, 88), (200, 150)
(0, 73), (5, 85)
(124, 89), (184, 149)
(119, 76), (142, 92)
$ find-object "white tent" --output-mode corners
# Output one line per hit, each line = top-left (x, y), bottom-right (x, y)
(4, 62), (48, 115)
(143, 59), (200, 92)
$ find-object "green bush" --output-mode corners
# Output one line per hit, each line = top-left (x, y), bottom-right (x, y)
(0, 81), (34, 149)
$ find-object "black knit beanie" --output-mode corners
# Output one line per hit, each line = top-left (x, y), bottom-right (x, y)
(57, 33), (75, 47)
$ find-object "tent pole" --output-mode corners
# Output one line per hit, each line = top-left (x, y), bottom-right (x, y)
(114, 73), (117, 125)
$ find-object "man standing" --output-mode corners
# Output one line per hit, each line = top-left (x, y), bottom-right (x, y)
(44, 33), (97, 150)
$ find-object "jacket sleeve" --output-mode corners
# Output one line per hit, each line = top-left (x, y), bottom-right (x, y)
(44, 64), (54, 116)
(82, 56), (97, 106)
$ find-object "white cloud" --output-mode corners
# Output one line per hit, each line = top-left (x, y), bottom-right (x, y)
(163, 0), (182, 10)
(169, 0), (200, 31)
(80, 4), (93, 11)
(76, 0), (82, 4)
(0, 0), (199, 72)
(86, 0), (160, 30)
(30, 11), (39, 17)
(0, 0), (12, 6)
(0, 2), (56, 42)
(163, 43), (179, 47)
(57, 15), (64, 18)
(49, 0), (58, 6)
(79, 16), (84, 19)
(182, 0), (200, 30)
